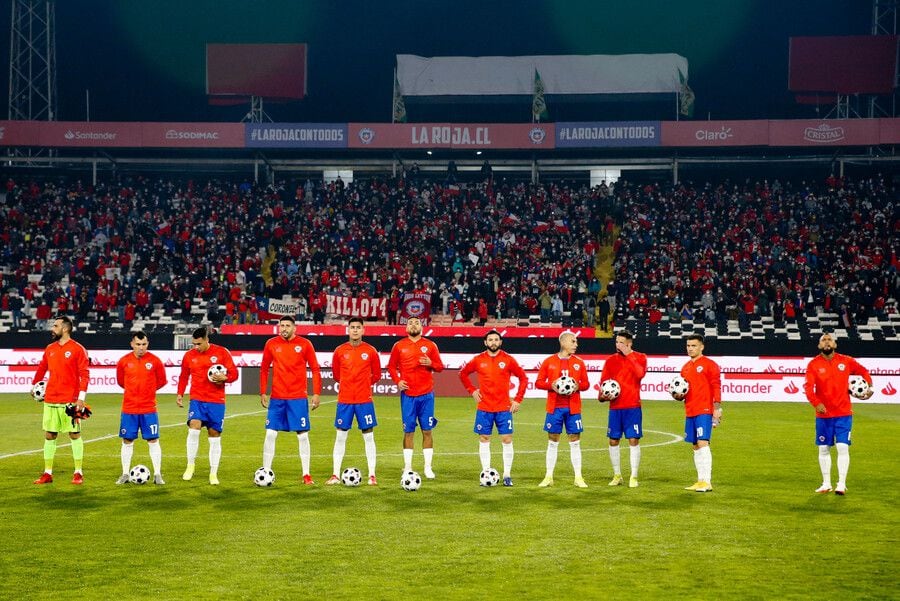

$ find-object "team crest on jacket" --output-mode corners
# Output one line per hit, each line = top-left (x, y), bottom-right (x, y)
(573, 364), (580, 370)
(499, 362), (506, 369)
(64, 351), (71, 359)
(361, 353), (369, 360)
(697, 366), (704, 373)
(145, 362), (153, 370)
(210, 357), (218, 363)
(420, 346), (428, 353)
(838, 363), (846, 371)
(294, 346), (301, 353)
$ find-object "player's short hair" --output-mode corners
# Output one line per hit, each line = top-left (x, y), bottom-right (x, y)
(131, 330), (148, 341)
(279, 315), (295, 324)
(483, 329), (502, 341)
(559, 330), (576, 344)
(348, 317), (364, 326)
(615, 330), (634, 341)
(686, 333), (704, 344)
(54, 315), (74, 333)
(192, 326), (209, 340)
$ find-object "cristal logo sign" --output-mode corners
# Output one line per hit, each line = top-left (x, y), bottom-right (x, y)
(803, 124), (845, 143)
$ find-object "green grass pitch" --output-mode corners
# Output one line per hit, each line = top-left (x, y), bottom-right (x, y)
(0, 394), (897, 600)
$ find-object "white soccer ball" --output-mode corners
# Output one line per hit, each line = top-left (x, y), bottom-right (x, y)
(479, 468), (500, 487)
(341, 467), (362, 487)
(600, 379), (621, 401)
(207, 363), (228, 382)
(401, 470), (422, 491)
(553, 375), (579, 396)
(254, 467), (275, 487)
(31, 380), (47, 401)
(848, 376), (870, 399)
(668, 376), (690, 398)
(129, 464), (151, 485)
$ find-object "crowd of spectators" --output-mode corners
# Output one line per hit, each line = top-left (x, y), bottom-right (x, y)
(0, 174), (610, 330)
(609, 175), (899, 329)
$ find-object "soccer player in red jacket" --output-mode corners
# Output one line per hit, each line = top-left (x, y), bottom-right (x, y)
(459, 330), (528, 487)
(115, 331), (167, 485)
(535, 331), (591, 488)
(804, 333), (873, 495)
(176, 326), (238, 485)
(326, 317), (381, 486)
(260, 315), (322, 485)
(388, 317), (444, 479)
(672, 334), (722, 492)
(31, 316), (90, 485)
(599, 330), (648, 488)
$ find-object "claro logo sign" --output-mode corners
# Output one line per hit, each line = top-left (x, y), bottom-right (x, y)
(695, 126), (733, 141)
(165, 129), (220, 140)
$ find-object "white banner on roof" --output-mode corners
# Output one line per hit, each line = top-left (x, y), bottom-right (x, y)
(396, 54), (689, 96)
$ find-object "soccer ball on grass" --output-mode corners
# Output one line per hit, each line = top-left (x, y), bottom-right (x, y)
(480, 468), (500, 487)
(341, 467), (362, 486)
(401, 470), (422, 491)
(254, 467), (275, 487)
(129, 464), (151, 485)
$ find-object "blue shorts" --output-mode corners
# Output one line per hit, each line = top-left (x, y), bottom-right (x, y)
(119, 412), (160, 441)
(335, 401), (377, 431)
(401, 391), (438, 433)
(474, 410), (514, 435)
(816, 416), (852, 446)
(544, 408), (583, 435)
(607, 407), (643, 440)
(684, 414), (713, 445)
(266, 398), (311, 432)
(187, 400), (226, 433)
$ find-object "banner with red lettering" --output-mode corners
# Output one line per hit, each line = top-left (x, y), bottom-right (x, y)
(39, 121), (143, 147)
(347, 123), (554, 149)
(325, 294), (386, 318)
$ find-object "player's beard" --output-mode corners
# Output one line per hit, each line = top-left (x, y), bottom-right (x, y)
(822, 347), (835, 357)
(486, 343), (500, 353)
(50, 331), (61, 342)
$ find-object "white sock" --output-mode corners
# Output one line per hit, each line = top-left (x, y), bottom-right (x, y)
(423, 447), (434, 471)
(545, 440), (559, 477)
(333, 429), (349, 475)
(362, 431), (376, 477)
(693, 448), (702, 481)
(148, 440), (162, 475)
(120, 442), (134, 474)
(501, 442), (513, 478)
(629, 445), (641, 479)
(208, 437), (221, 476)
(479, 441), (492, 471)
(697, 446), (712, 483)
(818, 445), (832, 486)
(403, 448), (414, 471)
(570, 440), (583, 479)
(609, 444), (621, 475)
(263, 429), (278, 470)
(186, 429), (200, 464)
(298, 432), (311, 476)
(835, 443), (850, 487)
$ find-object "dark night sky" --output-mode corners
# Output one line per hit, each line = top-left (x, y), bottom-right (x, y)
(1, 0), (876, 123)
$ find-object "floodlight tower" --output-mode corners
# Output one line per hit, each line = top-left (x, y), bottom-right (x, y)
(8, 0), (57, 158)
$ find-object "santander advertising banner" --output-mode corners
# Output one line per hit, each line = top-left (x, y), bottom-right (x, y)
(1, 349), (897, 403)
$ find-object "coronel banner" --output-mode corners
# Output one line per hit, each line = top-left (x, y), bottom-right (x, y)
(348, 123), (554, 149)
(661, 120), (769, 147)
